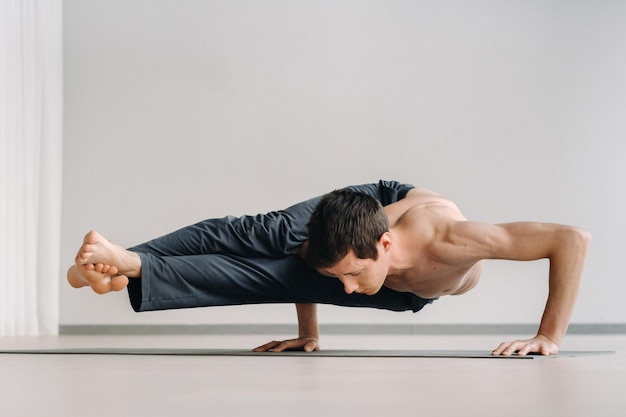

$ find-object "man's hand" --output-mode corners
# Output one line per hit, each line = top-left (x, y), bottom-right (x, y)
(253, 337), (319, 353)
(253, 304), (320, 353)
(492, 334), (559, 356)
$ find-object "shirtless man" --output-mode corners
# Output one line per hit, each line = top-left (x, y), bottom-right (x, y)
(67, 181), (591, 356)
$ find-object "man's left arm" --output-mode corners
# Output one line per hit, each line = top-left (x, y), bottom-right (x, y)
(446, 221), (592, 356)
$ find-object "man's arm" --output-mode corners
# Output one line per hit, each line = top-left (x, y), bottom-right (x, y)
(253, 303), (320, 352)
(443, 221), (591, 355)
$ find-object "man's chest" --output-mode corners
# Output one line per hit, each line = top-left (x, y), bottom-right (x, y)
(385, 261), (481, 298)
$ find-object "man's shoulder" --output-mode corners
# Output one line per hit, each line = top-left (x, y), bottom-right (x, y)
(399, 190), (466, 221)
(387, 201), (465, 248)
(405, 187), (444, 200)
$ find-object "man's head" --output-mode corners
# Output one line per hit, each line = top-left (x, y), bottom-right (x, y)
(305, 189), (392, 294)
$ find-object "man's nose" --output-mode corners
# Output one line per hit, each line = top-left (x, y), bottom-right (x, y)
(342, 278), (358, 294)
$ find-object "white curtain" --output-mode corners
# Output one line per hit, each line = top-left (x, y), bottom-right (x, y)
(0, 0), (63, 336)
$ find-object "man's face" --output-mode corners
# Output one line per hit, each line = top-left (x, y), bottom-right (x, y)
(318, 246), (389, 295)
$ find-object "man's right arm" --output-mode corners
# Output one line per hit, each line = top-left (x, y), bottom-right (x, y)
(443, 220), (591, 355)
(252, 303), (320, 352)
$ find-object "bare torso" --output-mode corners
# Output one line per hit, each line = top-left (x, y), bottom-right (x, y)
(382, 188), (483, 299)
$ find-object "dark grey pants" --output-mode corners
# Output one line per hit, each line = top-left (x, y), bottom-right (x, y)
(126, 180), (434, 313)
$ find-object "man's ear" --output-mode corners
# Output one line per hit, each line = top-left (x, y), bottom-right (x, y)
(379, 232), (392, 252)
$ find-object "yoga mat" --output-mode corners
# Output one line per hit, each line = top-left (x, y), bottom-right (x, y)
(0, 348), (614, 359)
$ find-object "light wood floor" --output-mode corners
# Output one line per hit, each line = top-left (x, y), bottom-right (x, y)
(0, 334), (624, 417)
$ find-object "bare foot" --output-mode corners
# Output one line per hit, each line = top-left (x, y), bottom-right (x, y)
(67, 263), (116, 288)
(75, 230), (141, 277)
(68, 230), (141, 294)
(67, 264), (129, 294)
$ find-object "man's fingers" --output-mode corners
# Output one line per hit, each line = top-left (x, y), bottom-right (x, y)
(493, 338), (559, 356)
(272, 339), (304, 352)
(493, 341), (522, 356)
(252, 339), (299, 352)
(492, 342), (511, 356)
(502, 343), (521, 356)
(252, 340), (281, 352)
(517, 344), (533, 356)
(303, 340), (319, 352)
(271, 342), (289, 352)
(252, 338), (319, 353)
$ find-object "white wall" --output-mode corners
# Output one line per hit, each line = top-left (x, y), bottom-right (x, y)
(61, 0), (626, 327)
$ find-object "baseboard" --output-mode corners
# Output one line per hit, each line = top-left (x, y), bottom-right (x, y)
(59, 323), (626, 336)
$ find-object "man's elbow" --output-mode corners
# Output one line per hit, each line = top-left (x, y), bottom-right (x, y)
(562, 226), (592, 253)
(573, 227), (592, 246)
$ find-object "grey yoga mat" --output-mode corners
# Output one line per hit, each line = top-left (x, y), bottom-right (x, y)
(0, 348), (615, 358)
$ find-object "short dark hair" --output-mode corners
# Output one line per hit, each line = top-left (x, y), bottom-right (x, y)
(305, 189), (389, 269)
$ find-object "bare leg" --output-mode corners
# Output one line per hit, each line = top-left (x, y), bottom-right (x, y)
(67, 230), (141, 294)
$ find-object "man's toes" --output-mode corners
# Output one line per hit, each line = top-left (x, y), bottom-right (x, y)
(77, 247), (93, 263)
(75, 253), (87, 265)
(83, 230), (100, 245)
(91, 263), (118, 275)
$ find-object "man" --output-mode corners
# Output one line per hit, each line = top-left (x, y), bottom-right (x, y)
(67, 180), (590, 356)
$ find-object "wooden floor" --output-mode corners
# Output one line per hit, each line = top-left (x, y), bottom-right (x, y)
(0, 334), (624, 417)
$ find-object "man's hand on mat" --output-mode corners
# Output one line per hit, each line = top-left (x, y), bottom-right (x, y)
(252, 337), (319, 353)
(492, 334), (559, 356)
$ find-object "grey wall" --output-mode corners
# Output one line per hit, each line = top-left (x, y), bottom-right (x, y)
(61, 0), (626, 327)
